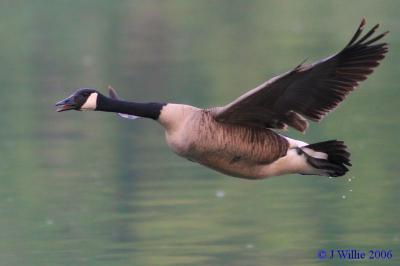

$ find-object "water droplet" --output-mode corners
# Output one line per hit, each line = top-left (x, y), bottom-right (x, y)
(349, 189), (353, 192)
(46, 219), (54, 225)
(246, 243), (254, 249)
(215, 190), (225, 198)
(342, 195), (346, 199)
(348, 178), (352, 182)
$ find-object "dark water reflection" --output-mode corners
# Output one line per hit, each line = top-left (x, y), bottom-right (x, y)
(0, 1), (399, 265)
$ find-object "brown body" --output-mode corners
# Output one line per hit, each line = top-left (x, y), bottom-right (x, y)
(159, 104), (309, 179)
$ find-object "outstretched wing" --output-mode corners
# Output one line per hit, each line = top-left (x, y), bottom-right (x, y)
(214, 18), (389, 132)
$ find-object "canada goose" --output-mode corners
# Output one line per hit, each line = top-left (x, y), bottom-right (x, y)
(56, 19), (388, 179)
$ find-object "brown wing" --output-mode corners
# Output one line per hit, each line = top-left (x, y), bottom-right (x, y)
(214, 18), (389, 132)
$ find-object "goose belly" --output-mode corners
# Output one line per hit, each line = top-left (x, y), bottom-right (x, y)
(189, 152), (268, 179)
(165, 122), (289, 179)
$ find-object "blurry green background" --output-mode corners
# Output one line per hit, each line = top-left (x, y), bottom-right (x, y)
(0, 1), (399, 265)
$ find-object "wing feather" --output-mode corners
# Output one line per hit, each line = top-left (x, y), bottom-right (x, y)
(214, 19), (388, 132)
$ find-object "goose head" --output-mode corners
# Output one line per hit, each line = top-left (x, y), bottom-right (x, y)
(55, 88), (99, 112)
(56, 87), (166, 120)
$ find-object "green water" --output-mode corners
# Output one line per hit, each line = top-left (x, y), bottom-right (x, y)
(0, 1), (399, 265)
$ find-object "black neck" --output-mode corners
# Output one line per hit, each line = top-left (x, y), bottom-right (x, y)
(96, 94), (166, 120)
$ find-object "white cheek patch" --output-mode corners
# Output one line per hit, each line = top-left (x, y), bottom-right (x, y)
(81, 93), (98, 110)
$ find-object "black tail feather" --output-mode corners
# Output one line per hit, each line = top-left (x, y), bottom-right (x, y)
(303, 140), (351, 177)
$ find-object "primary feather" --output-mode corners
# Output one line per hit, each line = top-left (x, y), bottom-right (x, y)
(214, 18), (388, 132)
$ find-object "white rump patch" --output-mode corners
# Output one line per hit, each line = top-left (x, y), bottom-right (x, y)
(282, 135), (308, 148)
(281, 135), (328, 159)
(302, 148), (328, 160)
(81, 93), (98, 110)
